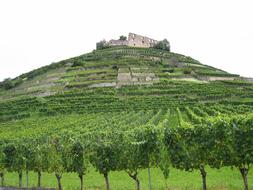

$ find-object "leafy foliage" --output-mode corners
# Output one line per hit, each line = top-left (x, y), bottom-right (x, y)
(119, 35), (127, 41)
(153, 39), (170, 51)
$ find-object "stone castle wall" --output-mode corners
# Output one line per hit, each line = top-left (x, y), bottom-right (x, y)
(108, 39), (128, 46)
(197, 76), (236, 81)
(127, 33), (158, 48)
(106, 33), (158, 48)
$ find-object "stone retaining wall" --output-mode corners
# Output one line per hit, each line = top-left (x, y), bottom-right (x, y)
(243, 77), (253, 82)
(116, 68), (159, 87)
(197, 76), (236, 81)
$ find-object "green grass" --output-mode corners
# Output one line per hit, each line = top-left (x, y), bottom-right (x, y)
(3, 167), (252, 190)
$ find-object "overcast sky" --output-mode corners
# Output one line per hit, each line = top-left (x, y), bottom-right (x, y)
(0, 0), (252, 82)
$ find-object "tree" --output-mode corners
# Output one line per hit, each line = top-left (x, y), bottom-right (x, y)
(206, 114), (253, 190)
(183, 68), (192, 74)
(23, 143), (32, 188)
(121, 131), (144, 190)
(0, 78), (14, 90)
(153, 39), (170, 51)
(0, 78), (23, 90)
(230, 115), (253, 190)
(190, 125), (212, 190)
(121, 125), (160, 190)
(90, 131), (120, 190)
(47, 136), (66, 190)
(158, 147), (170, 189)
(96, 40), (110, 50)
(68, 139), (89, 190)
(32, 140), (50, 188)
(164, 123), (212, 190)
(3, 143), (26, 188)
(119, 35), (127, 41)
(92, 142), (113, 190)
(0, 144), (5, 186)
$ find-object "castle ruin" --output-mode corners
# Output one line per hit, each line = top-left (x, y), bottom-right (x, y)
(104, 33), (159, 48)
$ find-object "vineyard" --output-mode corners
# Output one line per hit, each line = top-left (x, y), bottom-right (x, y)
(0, 105), (253, 190)
(0, 46), (253, 190)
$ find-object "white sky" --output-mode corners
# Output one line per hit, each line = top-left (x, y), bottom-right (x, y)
(0, 0), (252, 82)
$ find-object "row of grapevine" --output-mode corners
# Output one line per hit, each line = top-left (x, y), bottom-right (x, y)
(0, 109), (253, 190)
(1, 78), (252, 123)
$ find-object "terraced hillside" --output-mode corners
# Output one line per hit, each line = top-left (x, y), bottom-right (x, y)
(0, 46), (252, 121)
(0, 46), (241, 98)
(0, 46), (253, 190)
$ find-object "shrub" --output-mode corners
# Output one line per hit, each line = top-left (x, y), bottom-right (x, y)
(0, 78), (14, 89)
(96, 40), (110, 50)
(0, 78), (23, 90)
(153, 39), (170, 51)
(72, 59), (84, 67)
(183, 68), (192, 74)
(119, 35), (127, 41)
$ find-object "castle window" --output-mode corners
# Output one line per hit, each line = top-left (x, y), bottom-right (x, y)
(142, 40), (144, 44)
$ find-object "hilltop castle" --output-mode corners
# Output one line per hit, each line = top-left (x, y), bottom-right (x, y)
(97, 33), (169, 49)
(109, 33), (158, 48)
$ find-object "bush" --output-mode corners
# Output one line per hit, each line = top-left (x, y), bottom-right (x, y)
(162, 69), (174, 73)
(96, 40), (110, 50)
(183, 68), (192, 74)
(153, 39), (170, 51)
(72, 59), (84, 67)
(119, 35), (127, 41)
(0, 78), (23, 90)
(0, 78), (14, 89)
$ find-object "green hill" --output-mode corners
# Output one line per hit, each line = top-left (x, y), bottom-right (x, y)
(0, 46), (253, 190)
(0, 46), (242, 97)
(0, 46), (252, 122)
